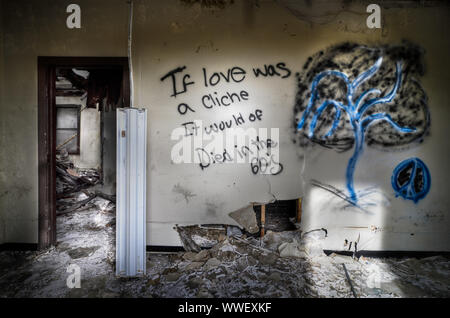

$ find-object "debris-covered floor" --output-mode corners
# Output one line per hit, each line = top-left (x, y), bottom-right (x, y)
(0, 187), (449, 298)
(0, 150), (448, 298)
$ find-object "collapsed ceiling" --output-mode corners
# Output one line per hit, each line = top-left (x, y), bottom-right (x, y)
(58, 68), (123, 112)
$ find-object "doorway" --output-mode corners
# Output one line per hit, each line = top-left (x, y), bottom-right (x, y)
(37, 57), (130, 250)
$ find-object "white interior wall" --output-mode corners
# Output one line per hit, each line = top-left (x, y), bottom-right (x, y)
(132, 1), (450, 249)
(56, 96), (102, 170)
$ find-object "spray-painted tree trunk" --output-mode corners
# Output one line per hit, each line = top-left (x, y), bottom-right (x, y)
(346, 121), (365, 203)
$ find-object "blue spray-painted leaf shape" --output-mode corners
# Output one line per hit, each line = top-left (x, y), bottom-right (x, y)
(391, 157), (431, 203)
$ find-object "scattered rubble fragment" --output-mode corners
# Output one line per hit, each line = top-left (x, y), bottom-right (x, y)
(175, 225), (227, 252)
(228, 204), (259, 234)
(278, 239), (308, 258)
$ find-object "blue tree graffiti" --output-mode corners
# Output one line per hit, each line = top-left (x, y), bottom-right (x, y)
(297, 57), (416, 203)
(391, 157), (430, 203)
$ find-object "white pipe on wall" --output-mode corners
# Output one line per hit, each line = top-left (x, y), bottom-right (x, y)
(116, 108), (147, 276)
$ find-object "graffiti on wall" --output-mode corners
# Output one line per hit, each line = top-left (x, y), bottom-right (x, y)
(391, 157), (431, 203)
(161, 63), (291, 175)
(293, 42), (431, 204)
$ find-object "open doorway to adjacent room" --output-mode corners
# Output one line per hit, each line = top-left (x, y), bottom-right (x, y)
(37, 57), (130, 250)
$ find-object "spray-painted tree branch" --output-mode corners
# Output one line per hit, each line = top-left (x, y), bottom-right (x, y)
(297, 57), (416, 203)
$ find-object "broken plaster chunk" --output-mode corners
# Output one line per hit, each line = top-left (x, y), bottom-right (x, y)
(267, 272), (282, 282)
(182, 250), (210, 263)
(256, 252), (278, 266)
(192, 249), (210, 262)
(304, 244), (324, 257)
(187, 277), (204, 289)
(175, 225), (226, 252)
(182, 252), (197, 261)
(302, 228), (328, 242)
(165, 272), (182, 282)
(228, 204), (259, 234)
(175, 225), (202, 252)
(192, 234), (218, 249)
(226, 225), (243, 237)
(329, 253), (355, 264)
(67, 246), (101, 259)
(301, 228), (327, 257)
(184, 262), (204, 271)
(262, 230), (302, 251)
(213, 240), (239, 261)
(278, 239), (307, 259)
(196, 287), (213, 298)
(204, 257), (221, 270)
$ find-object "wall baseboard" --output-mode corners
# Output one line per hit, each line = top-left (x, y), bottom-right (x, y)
(0, 244), (184, 253)
(146, 245), (185, 253)
(3, 243), (447, 258)
(323, 249), (450, 259)
(0, 243), (38, 251)
(148, 246), (450, 257)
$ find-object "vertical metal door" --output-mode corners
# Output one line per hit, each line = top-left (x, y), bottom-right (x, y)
(116, 108), (147, 276)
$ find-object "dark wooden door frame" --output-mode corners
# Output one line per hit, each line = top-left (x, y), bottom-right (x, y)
(38, 56), (130, 250)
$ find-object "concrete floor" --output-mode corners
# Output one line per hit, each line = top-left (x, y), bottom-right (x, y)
(0, 193), (449, 298)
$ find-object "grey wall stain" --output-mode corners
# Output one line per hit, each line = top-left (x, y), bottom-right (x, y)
(205, 202), (218, 217)
(173, 183), (197, 203)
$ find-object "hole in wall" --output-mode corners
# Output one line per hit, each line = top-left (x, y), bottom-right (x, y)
(253, 199), (298, 236)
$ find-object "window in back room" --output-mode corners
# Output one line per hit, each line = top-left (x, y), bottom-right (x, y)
(55, 68), (102, 169)
(55, 104), (81, 155)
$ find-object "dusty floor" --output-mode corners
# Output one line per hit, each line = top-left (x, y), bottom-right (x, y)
(0, 192), (449, 298)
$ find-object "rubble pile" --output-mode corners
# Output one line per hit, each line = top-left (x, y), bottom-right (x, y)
(56, 149), (101, 198)
(56, 150), (114, 215)
(152, 232), (312, 297)
(140, 227), (450, 298)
